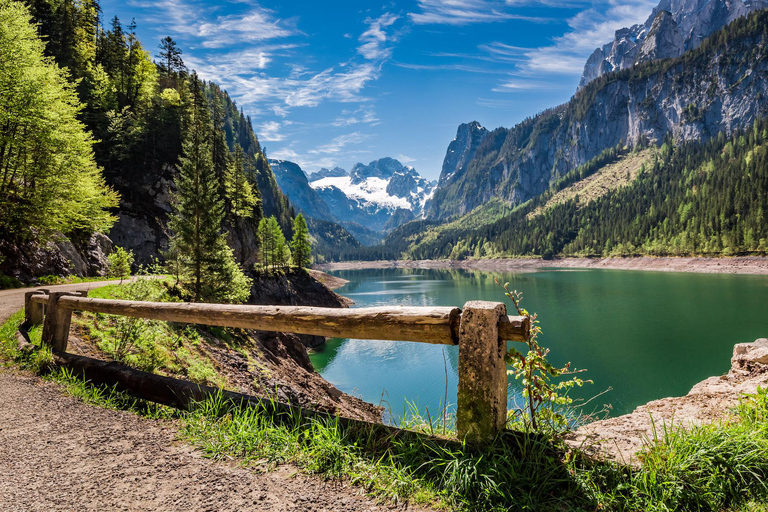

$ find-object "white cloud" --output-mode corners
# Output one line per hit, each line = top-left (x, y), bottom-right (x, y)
(357, 13), (400, 61)
(258, 120), (293, 142)
(331, 106), (380, 127)
(517, 0), (657, 76)
(409, 0), (553, 25)
(129, 0), (298, 48)
(308, 132), (369, 155)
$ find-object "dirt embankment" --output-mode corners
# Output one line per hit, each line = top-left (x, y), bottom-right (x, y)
(566, 338), (768, 463)
(315, 256), (768, 276)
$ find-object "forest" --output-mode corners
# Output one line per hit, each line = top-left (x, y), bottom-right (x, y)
(0, 0), (294, 247)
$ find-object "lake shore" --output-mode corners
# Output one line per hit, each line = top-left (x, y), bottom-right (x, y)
(314, 256), (768, 276)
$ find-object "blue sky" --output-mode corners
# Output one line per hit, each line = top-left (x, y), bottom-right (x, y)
(100, 0), (658, 180)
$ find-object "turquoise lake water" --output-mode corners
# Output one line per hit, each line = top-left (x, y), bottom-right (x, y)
(308, 267), (768, 422)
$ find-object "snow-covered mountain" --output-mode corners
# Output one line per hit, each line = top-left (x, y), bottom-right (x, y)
(309, 158), (436, 232)
(270, 157), (436, 237)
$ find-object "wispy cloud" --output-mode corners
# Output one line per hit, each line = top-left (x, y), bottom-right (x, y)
(409, 0), (553, 25)
(308, 132), (369, 155)
(128, 0), (299, 48)
(517, 0), (657, 76)
(331, 106), (380, 127)
(358, 13), (401, 60)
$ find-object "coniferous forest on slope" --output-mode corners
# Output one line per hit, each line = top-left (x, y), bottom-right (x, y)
(0, 0), (294, 250)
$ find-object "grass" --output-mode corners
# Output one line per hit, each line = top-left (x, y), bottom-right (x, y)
(72, 278), (227, 387)
(3, 308), (768, 511)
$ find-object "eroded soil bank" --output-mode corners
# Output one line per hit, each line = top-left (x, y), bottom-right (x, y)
(315, 256), (768, 275)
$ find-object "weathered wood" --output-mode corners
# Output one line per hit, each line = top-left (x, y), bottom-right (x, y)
(41, 292), (77, 352)
(456, 301), (508, 444)
(16, 330), (35, 353)
(499, 315), (530, 342)
(52, 297), (463, 345)
(24, 291), (45, 326)
(29, 294), (530, 344)
(52, 351), (463, 448)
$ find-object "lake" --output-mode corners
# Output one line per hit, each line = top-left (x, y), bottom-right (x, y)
(308, 267), (768, 422)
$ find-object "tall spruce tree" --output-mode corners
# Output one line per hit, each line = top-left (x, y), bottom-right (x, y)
(168, 74), (250, 303)
(225, 144), (258, 220)
(290, 214), (311, 268)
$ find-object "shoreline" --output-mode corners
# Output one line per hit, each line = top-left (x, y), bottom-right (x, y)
(314, 256), (768, 276)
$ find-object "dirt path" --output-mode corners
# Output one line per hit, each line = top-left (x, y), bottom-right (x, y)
(0, 280), (129, 324)
(0, 283), (429, 511)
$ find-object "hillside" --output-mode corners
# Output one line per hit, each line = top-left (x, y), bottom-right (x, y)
(1, 0), (296, 280)
(381, 117), (768, 260)
(427, 8), (768, 221)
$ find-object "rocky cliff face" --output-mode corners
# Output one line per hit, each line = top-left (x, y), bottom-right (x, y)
(437, 121), (490, 188)
(109, 165), (261, 268)
(269, 159), (335, 222)
(0, 234), (112, 283)
(428, 10), (768, 219)
(579, 0), (767, 88)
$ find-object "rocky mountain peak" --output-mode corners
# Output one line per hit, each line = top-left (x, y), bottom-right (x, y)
(349, 157), (406, 184)
(437, 121), (490, 189)
(307, 166), (348, 182)
(579, 0), (768, 88)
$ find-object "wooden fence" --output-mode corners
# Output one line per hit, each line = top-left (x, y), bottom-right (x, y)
(24, 289), (530, 443)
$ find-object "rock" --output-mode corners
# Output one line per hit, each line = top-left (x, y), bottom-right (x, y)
(270, 159), (337, 222)
(579, 0), (768, 89)
(636, 11), (685, 64)
(732, 338), (768, 368)
(567, 338), (768, 463)
(0, 233), (113, 283)
(429, 13), (768, 220)
(438, 121), (490, 188)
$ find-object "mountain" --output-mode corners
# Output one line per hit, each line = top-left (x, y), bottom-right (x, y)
(307, 167), (347, 181)
(269, 159), (335, 222)
(579, 0), (768, 88)
(438, 121), (490, 188)
(427, 8), (768, 220)
(308, 157), (436, 233)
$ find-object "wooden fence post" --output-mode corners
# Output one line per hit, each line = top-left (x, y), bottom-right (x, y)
(457, 301), (508, 444)
(24, 291), (45, 326)
(42, 292), (76, 352)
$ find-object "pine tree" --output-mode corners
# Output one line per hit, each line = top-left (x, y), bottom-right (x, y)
(257, 216), (274, 271)
(168, 74), (250, 303)
(270, 217), (289, 270)
(225, 144), (258, 220)
(156, 36), (185, 75)
(290, 214), (311, 268)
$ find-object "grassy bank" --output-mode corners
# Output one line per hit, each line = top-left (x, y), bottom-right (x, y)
(2, 299), (768, 511)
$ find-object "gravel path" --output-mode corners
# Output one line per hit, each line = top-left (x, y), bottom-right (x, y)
(0, 283), (429, 512)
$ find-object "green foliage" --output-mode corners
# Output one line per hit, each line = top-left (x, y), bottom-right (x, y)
(107, 246), (134, 283)
(0, 274), (23, 290)
(500, 282), (590, 433)
(168, 75), (251, 303)
(0, 0), (119, 241)
(225, 144), (258, 220)
(290, 214), (312, 268)
(257, 216), (290, 272)
(78, 278), (225, 385)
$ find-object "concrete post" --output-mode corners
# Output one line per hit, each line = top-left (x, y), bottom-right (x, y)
(457, 301), (508, 444)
